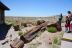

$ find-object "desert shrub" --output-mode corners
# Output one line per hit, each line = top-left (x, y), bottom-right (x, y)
(18, 31), (24, 36)
(12, 21), (21, 31)
(47, 27), (57, 33)
(53, 36), (61, 45)
(60, 32), (64, 37)
(52, 33), (63, 48)
(53, 37), (58, 44)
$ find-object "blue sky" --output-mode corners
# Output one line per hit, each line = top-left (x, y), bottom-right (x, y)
(1, 0), (72, 17)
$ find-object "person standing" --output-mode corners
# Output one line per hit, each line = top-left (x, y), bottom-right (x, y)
(65, 16), (69, 32)
(59, 13), (63, 26)
(67, 11), (72, 32)
(56, 13), (63, 31)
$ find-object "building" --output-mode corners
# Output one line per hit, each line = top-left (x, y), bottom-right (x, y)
(0, 2), (9, 24)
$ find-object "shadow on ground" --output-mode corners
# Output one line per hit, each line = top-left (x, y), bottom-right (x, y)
(0, 23), (12, 40)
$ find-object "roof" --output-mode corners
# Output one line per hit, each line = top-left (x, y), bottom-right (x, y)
(0, 2), (10, 10)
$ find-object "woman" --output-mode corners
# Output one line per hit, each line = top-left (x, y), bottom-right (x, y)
(67, 11), (72, 32)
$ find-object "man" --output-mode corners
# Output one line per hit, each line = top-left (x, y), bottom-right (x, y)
(56, 13), (63, 31)
(59, 13), (63, 26)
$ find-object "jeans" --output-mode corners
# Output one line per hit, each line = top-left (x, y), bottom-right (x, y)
(65, 28), (69, 33)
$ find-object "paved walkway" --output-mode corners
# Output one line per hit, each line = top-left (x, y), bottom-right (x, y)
(61, 33), (72, 48)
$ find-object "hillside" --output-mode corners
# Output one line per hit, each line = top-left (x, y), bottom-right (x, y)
(5, 16), (66, 24)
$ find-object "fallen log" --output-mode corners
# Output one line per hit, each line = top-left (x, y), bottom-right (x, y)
(10, 38), (24, 48)
(20, 22), (48, 43)
(10, 22), (48, 48)
(36, 20), (45, 25)
(47, 22), (62, 31)
(13, 25), (20, 31)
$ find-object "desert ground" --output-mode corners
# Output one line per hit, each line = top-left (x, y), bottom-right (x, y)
(0, 16), (68, 48)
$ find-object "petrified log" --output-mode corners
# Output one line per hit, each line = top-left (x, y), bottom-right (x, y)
(56, 22), (62, 31)
(10, 38), (24, 48)
(56, 24), (62, 31)
(13, 25), (20, 31)
(37, 20), (45, 25)
(10, 22), (48, 48)
(40, 26), (46, 32)
(47, 23), (57, 27)
(20, 26), (41, 43)
(20, 22), (48, 43)
(21, 23), (27, 27)
(47, 22), (62, 31)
